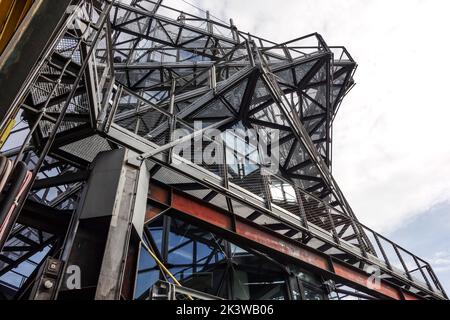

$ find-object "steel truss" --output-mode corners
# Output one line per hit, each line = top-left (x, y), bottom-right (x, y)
(0, 0), (446, 300)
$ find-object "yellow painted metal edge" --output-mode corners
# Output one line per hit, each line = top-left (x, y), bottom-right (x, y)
(0, 0), (34, 54)
(0, 118), (15, 148)
(0, 0), (16, 33)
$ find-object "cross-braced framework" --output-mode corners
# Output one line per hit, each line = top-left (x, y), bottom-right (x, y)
(0, 0), (447, 300)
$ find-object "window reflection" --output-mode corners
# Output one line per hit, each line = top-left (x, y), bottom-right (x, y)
(135, 215), (326, 300)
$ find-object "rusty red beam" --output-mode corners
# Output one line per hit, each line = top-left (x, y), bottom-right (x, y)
(148, 182), (421, 300)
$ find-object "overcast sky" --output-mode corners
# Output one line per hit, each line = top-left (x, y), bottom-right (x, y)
(165, 0), (450, 291)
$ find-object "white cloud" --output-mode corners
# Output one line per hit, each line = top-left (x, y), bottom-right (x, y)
(170, 0), (450, 232)
(429, 251), (450, 273)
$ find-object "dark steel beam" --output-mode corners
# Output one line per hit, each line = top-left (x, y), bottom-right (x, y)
(32, 170), (89, 190)
(149, 183), (431, 300)
(18, 200), (71, 235)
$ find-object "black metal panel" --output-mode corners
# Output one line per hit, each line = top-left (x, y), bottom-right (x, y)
(0, 0), (75, 122)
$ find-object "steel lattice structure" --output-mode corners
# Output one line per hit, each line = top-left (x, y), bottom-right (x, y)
(0, 0), (446, 300)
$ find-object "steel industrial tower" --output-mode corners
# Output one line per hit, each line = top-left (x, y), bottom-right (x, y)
(0, 0), (446, 300)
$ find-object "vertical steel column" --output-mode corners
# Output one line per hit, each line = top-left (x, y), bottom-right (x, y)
(95, 153), (149, 300)
(56, 149), (149, 300)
